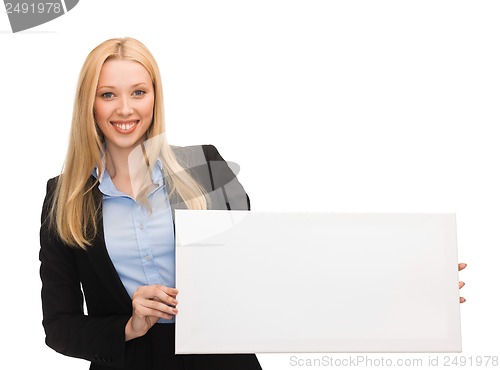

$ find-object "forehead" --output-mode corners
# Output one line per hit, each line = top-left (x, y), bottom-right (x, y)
(97, 59), (152, 86)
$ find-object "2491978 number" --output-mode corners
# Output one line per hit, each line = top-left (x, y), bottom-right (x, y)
(443, 356), (498, 367)
(5, 2), (62, 14)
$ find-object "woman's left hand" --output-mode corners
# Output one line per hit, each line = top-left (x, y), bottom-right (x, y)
(458, 263), (467, 303)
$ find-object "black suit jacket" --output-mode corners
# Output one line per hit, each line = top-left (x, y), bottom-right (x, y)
(39, 145), (251, 369)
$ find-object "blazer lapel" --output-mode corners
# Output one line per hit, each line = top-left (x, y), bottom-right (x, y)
(83, 173), (195, 311)
(86, 190), (132, 312)
(84, 187), (187, 312)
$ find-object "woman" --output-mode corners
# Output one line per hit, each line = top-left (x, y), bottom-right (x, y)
(39, 37), (262, 369)
(40, 37), (467, 369)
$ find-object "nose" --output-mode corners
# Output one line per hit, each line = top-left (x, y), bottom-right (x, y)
(116, 96), (134, 116)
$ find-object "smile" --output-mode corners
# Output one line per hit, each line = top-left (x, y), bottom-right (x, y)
(110, 120), (139, 132)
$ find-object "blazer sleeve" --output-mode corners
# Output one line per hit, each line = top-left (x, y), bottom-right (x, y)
(202, 144), (251, 211)
(39, 178), (131, 368)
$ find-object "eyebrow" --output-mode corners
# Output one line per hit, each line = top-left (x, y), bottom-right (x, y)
(96, 83), (150, 90)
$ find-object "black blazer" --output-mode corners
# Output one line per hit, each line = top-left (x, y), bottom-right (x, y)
(39, 145), (251, 369)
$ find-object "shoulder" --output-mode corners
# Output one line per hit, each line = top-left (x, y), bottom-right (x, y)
(41, 176), (61, 214)
(40, 176), (60, 241)
(169, 144), (250, 210)
(45, 175), (60, 194)
(201, 144), (225, 161)
(42, 176), (60, 212)
(170, 144), (226, 163)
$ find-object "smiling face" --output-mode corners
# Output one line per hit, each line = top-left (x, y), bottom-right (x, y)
(94, 59), (155, 155)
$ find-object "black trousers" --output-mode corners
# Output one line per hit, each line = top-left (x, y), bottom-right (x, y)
(146, 324), (262, 370)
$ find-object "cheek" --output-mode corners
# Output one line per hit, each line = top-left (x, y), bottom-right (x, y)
(94, 102), (111, 126)
(143, 97), (155, 120)
(93, 103), (104, 122)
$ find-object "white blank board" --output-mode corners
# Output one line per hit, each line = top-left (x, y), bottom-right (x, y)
(175, 211), (461, 353)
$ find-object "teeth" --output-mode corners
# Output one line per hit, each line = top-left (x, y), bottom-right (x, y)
(113, 121), (137, 130)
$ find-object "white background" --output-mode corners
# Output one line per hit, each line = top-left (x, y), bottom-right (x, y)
(1, 1), (499, 369)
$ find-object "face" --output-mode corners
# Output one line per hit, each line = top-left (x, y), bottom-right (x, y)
(94, 59), (155, 154)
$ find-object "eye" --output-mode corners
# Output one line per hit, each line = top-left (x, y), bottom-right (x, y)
(101, 92), (114, 99)
(133, 90), (146, 97)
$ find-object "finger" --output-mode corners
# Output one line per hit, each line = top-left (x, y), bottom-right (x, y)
(160, 286), (179, 299)
(135, 285), (178, 305)
(134, 299), (178, 318)
(459, 281), (465, 289)
(153, 289), (179, 307)
(143, 298), (179, 316)
(134, 304), (172, 320)
(460, 297), (466, 303)
(458, 263), (467, 271)
(148, 285), (179, 300)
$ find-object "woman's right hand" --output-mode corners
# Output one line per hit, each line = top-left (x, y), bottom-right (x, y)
(125, 285), (178, 341)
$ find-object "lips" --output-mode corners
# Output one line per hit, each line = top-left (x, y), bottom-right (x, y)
(110, 120), (139, 133)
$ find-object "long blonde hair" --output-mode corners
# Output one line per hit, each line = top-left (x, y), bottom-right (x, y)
(50, 37), (209, 248)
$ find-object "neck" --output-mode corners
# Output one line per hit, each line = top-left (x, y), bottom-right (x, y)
(105, 147), (133, 178)
(105, 142), (153, 198)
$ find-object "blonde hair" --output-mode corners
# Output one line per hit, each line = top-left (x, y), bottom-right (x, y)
(50, 37), (209, 248)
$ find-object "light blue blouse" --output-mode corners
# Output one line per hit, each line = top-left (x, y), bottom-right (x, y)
(96, 160), (176, 324)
